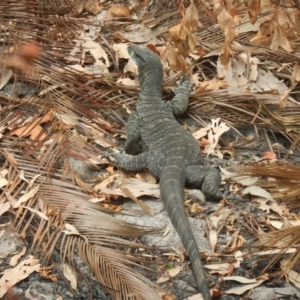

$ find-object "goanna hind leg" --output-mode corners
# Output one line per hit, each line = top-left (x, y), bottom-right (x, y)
(185, 165), (223, 201)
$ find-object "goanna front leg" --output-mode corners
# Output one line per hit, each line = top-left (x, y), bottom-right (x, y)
(165, 74), (194, 116)
(185, 165), (223, 201)
(109, 150), (166, 179)
(124, 111), (141, 155)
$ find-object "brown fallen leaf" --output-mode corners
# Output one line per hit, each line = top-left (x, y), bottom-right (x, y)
(209, 228), (218, 253)
(162, 293), (177, 300)
(9, 246), (27, 267)
(0, 202), (10, 216)
(197, 48), (205, 56)
(169, 22), (196, 57)
(161, 44), (187, 71)
(195, 79), (228, 93)
(214, 3), (237, 69)
(106, 165), (115, 176)
(212, 287), (223, 298)
(0, 256), (41, 298)
(39, 265), (58, 282)
(14, 185), (40, 208)
(224, 280), (265, 295)
(242, 186), (273, 201)
(9, 111), (54, 141)
(103, 203), (123, 212)
(119, 186), (154, 216)
(0, 42), (41, 77)
(95, 174), (161, 199)
(157, 265), (185, 284)
(190, 203), (204, 214)
(10, 123), (47, 141)
(262, 151), (276, 160)
(106, 4), (131, 19)
(251, 6), (295, 53)
(146, 44), (159, 55)
(290, 63), (300, 86)
(247, 0), (261, 24)
(20, 206), (49, 220)
(84, 0), (104, 15)
(203, 118), (230, 157)
(270, 21), (292, 52)
(200, 138), (210, 148)
(20, 42), (41, 62)
(63, 263), (77, 291)
(183, 0), (201, 32)
(280, 258), (300, 289)
(204, 262), (234, 276)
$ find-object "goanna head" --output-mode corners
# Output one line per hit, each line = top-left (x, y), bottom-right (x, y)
(127, 45), (163, 95)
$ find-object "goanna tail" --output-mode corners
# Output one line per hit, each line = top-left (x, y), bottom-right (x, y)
(160, 163), (212, 300)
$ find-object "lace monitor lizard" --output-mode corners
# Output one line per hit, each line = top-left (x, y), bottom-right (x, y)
(109, 45), (229, 300)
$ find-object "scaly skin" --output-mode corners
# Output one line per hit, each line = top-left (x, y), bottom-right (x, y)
(110, 46), (224, 300)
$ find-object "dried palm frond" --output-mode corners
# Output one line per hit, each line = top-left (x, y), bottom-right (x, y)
(1, 0), (299, 166)
(1, 0), (300, 297)
(0, 0), (119, 164)
(238, 162), (300, 275)
(239, 162), (300, 202)
(0, 2), (164, 297)
(0, 139), (162, 299)
(257, 224), (300, 275)
(188, 89), (300, 145)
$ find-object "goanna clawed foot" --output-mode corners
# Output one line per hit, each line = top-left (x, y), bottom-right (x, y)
(102, 150), (124, 165)
(223, 189), (243, 201)
(102, 150), (150, 173)
(175, 74), (195, 95)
